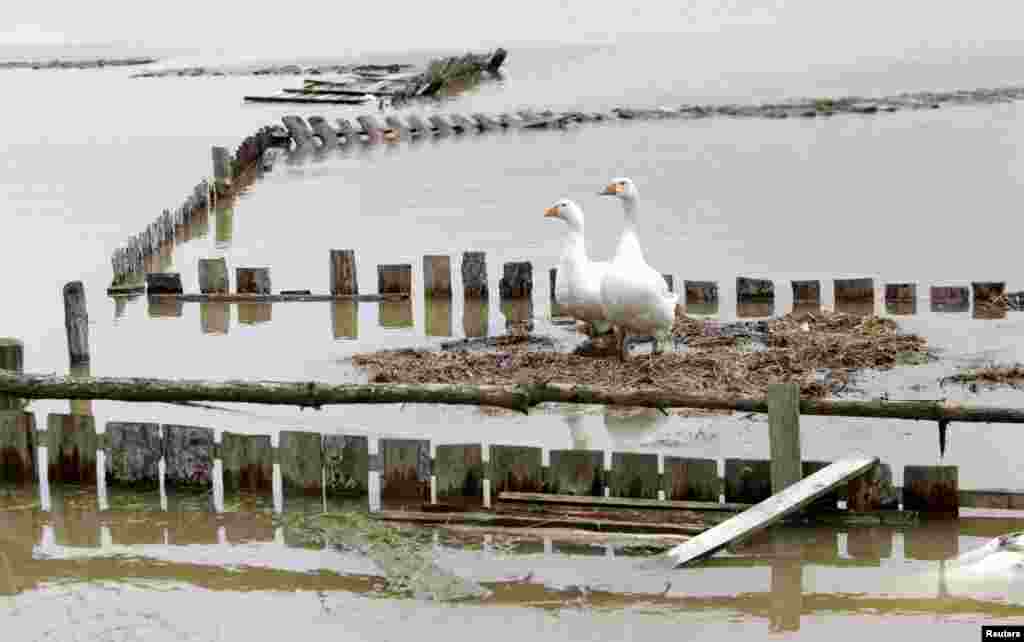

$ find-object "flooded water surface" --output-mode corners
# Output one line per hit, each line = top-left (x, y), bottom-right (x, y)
(4, 18), (1024, 639)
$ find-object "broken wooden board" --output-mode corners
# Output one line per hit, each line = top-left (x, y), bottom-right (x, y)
(666, 455), (879, 567)
(499, 491), (750, 512)
(372, 510), (706, 535)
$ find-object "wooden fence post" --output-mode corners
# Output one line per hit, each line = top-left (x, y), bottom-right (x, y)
(0, 338), (23, 410)
(63, 282), (90, 367)
(330, 250), (358, 296)
(768, 383), (801, 494)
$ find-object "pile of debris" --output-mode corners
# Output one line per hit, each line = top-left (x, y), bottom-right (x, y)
(352, 310), (931, 399)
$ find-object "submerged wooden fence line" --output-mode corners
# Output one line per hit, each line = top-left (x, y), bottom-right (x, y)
(1, 405), (1022, 518)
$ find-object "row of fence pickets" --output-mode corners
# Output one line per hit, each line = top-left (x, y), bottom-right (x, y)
(108, 111), (1024, 313)
(1, 411), (1019, 511)
(129, 249), (1016, 312)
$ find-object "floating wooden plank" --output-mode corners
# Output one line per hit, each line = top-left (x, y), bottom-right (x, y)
(374, 510), (706, 536)
(245, 94), (368, 105)
(499, 491), (749, 512)
(666, 455), (878, 567)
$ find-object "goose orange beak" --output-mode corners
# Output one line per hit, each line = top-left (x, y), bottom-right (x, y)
(544, 206), (559, 218)
(599, 183), (622, 196)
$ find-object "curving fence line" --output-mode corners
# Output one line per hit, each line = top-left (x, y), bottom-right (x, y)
(109, 84), (1024, 309)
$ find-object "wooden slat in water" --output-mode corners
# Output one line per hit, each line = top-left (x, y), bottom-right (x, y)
(499, 491), (749, 512)
(667, 455), (878, 567)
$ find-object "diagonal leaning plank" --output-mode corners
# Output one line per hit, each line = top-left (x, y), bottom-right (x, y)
(666, 455), (879, 568)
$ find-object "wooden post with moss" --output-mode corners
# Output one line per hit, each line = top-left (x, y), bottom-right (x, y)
(63, 281), (89, 367)
(211, 146), (232, 193)
(768, 383), (801, 494)
(0, 339), (23, 410)
(330, 250), (358, 296)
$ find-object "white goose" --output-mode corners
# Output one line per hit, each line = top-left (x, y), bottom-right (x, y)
(598, 177), (678, 360)
(544, 198), (613, 336)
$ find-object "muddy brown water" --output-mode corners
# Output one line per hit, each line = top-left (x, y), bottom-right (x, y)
(6, 34), (1024, 638)
(4, 483), (1024, 639)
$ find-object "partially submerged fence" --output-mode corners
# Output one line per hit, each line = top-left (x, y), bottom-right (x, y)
(2, 357), (1024, 518)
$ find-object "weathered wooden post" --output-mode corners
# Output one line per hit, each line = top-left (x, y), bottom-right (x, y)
(931, 286), (970, 313)
(428, 114), (453, 136)
(281, 115), (317, 150)
(424, 255), (452, 337)
(500, 261), (533, 299)
(377, 264), (412, 295)
(0, 338), (23, 411)
(146, 273), (183, 294)
(211, 146), (232, 193)
(462, 251), (488, 299)
(236, 268), (272, 294)
(198, 258), (229, 294)
(306, 116), (339, 148)
(422, 255), (452, 298)
(768, 383), (801, 494)
(791, 280), (820, 305)
(329, 250), (358, 296)
(63, 281), (89, 367)
(885, 283), (917, 315)
(903, 465), (958, 518)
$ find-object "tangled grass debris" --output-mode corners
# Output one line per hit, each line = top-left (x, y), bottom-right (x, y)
(276, 510), (490, 602)
(352, 310), (932, 399)
(942, 364), (1024, 389)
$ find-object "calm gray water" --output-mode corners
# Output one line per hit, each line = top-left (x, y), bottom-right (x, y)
(5, 16), (1024, 637)
(3, 35), (1024, 489)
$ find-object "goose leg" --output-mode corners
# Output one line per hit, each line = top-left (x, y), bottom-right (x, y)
(616, 327), (628, 362)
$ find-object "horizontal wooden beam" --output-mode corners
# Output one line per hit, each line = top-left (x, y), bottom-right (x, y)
(2, 373), (1024, 423)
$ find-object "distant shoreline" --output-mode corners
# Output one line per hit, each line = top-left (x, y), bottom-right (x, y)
(0, 57), (158, 70)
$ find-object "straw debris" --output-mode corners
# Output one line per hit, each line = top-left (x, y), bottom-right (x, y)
(942, 364), (1024, 389)
(352, 310), (931, 399)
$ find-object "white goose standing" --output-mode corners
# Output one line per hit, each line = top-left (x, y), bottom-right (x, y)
(544, 198), (613, 336)
(598, 177), (678, 361)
